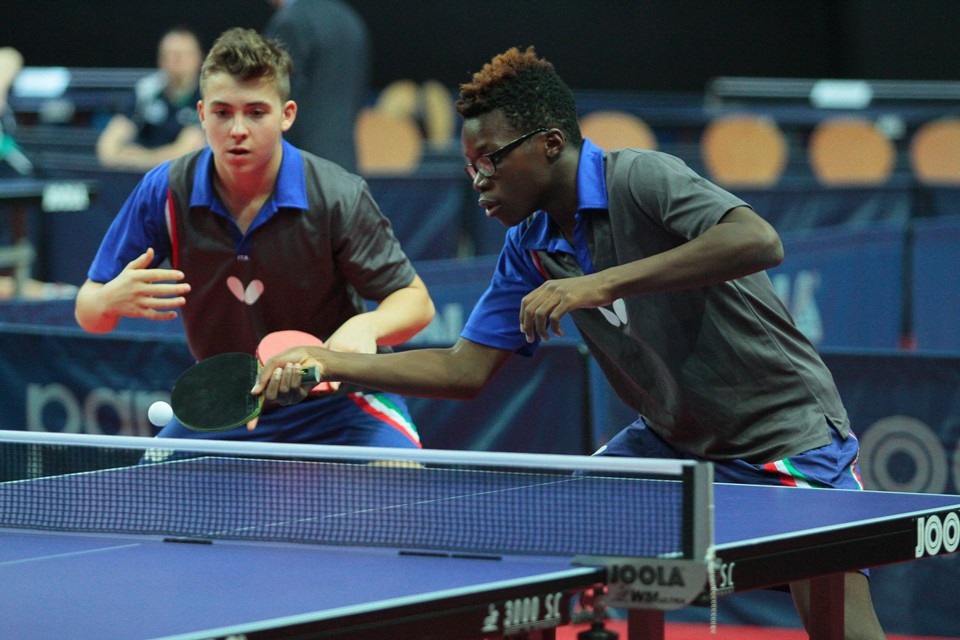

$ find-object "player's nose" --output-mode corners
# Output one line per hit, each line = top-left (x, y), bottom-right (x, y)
(229, 117), (249, 137)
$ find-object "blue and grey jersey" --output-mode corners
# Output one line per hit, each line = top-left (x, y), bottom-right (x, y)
(463, 140), (848, 463)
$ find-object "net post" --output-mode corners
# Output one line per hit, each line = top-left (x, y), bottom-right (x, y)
(681, 462), (714, 561)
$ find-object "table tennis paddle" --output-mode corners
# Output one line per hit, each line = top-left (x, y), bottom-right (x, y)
(256, 330), (333, 394)
(171, 351), (320, 432)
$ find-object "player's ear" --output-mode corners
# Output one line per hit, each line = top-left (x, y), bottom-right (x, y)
(544, 128), (565, 160)
(197, 100), (206, 126)
(282, 100), (297, 132)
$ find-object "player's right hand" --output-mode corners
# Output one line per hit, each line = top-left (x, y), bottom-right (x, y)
(104, 248), (190, 321)
(252, 347), (329, 404)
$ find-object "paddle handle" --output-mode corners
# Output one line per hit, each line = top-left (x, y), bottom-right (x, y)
(300, 366), (321, 385)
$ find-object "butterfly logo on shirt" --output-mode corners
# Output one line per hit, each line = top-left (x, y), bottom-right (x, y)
(227, 276), (264, 305)
(598, 298), (628, 327)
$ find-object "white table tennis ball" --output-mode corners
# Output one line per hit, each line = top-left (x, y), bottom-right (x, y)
(148, 401), (174, 427)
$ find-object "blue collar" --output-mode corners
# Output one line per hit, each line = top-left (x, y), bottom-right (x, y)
(519, 138), (608, 253)
(189, 139), (310, 214)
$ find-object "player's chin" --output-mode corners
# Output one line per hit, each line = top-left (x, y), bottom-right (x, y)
(492, 206), (529, 228)
(502, 214), (532, 228)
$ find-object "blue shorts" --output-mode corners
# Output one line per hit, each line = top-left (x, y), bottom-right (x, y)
(594, 416), (863, 490)
(156, 391), (421, 448)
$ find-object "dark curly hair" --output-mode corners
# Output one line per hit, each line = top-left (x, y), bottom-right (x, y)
(200, 27), (292, 101)
(456, 46), (582, 146)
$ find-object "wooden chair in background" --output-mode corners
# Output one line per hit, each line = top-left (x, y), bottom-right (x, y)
(700, 114), (788, 188)
(909, 117), (960, 185)
(375, 79), (456, 151)
(354, 107), (423, 175)
(807, 117), (895, 186)
(579, 110), (657, 151)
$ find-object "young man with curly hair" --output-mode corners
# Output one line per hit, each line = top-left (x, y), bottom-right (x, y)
(255, 46), (887, 638)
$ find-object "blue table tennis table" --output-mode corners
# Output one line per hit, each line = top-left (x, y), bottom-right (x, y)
(1, 431), (958, 640)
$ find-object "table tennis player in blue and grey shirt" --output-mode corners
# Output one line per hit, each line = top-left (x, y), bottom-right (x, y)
(76, 28), (434, 449)
(255, 47), (889, 639)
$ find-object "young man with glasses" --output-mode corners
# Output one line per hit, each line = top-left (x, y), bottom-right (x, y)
(255, 46), (886, 639)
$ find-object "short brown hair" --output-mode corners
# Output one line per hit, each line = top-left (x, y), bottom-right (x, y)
(456, 46), (582, 146)
(200, 27), (292, 101)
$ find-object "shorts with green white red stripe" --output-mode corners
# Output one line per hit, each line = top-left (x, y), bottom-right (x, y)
(155, 390), (421, 448)
(593, 416), (863, 490)
(594, 417), (868, 579)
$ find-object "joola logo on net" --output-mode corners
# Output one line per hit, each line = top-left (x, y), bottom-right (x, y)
(915, 510), (960, 558)
(608, 564), (685, 587)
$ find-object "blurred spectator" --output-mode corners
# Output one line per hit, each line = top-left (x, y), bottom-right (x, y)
(264, 0), (371, 172)
(0, 45), (77, 298)
(96, 27), (206, 171)
(0, 46), (34, 176)
(0, 46), (23, 114)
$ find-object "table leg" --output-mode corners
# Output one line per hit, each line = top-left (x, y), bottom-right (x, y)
(627, 609), (664, 640)
(808, 573), (845, 640)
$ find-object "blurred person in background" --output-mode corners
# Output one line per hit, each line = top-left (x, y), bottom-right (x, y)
(264, 0), (370, 172)
(96, 27), (206, 172)
(0, 46), (33, 177)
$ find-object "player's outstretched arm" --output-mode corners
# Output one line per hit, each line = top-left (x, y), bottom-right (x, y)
(74, 248), (190, 333)
(253, 337), (512, 404)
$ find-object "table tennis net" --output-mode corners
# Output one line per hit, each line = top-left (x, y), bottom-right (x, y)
(0, 432), (709, 560)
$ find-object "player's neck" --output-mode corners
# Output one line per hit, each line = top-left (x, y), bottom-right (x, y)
(215, 147), (281, 199)
(543, 159), (581, 242)
(213, 166), (277, 234)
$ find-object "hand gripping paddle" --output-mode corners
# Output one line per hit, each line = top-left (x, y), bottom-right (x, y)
(255, 330), (333, 395)
(171, 351), (320, 432)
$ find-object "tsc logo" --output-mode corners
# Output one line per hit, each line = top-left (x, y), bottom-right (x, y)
(915, 510), (960, 558)
(716, 561), (735, 591)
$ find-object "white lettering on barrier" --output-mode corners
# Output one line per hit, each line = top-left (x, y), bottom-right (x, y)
(26, 383), (171, 437)
(771, 270), (824, 345)
(915, 511), (960, 558)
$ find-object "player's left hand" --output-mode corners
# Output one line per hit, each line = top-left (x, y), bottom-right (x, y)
(325, 317), (378, 356)
(519, 274), (610, 342)
(319, 317), (381, 392)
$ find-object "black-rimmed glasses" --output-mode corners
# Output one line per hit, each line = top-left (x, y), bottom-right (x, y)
(464, 127), (549, 180)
